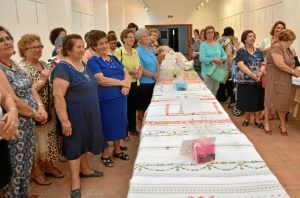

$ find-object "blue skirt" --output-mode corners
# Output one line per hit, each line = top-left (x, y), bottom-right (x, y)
(100, 96), (127, 141)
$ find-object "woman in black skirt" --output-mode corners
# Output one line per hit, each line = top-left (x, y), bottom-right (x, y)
(236, 30), (266, 129)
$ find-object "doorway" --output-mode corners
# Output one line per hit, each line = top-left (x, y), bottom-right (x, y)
(168, 28), (179, 52)
(145, 24), (192, 60)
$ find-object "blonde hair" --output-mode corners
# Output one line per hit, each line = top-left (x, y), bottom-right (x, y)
(17, 34), (42, 58)
(278, 29), (296, 41)
(149, 28), (159, 36)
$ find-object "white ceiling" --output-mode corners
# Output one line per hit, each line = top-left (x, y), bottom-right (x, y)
(144, 0), (201, 22)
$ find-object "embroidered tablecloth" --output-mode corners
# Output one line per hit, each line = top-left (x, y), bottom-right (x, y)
(127, 53), (289, 198)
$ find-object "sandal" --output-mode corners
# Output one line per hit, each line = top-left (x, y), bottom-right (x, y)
(32, 174), (52, 186)
(279, 125), (288, 136)
(113, 151), (130, 161)
(101, 156), (114, 167)
(44, 167), (64, 178)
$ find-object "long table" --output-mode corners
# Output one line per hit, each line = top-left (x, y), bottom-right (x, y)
(127, 53), (289, 198)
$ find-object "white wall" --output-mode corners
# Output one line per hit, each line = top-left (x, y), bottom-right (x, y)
(1, 0), (300, 62)
(186, 0), (221, 32)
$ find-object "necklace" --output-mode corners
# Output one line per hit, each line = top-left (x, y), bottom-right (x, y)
(65, 58), (90, 81)
(0, 59), (12, 67)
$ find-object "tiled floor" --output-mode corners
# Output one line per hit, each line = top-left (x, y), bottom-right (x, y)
(29, 106), (300, 198)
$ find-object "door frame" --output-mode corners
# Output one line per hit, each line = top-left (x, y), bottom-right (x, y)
(145, 24), (193, 60)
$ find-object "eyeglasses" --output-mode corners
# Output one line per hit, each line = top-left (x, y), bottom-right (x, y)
(25, 45), (44, 51)
(206, 31), (214, 34)
(0, 36), (12, 44)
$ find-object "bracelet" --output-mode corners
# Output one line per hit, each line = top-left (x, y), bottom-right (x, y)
(9, 107), (19, 113)
(37, 103), (44, 106)
(38, 80), (44, 83)
(153, 73), (156, 78)
(249, 72), (253, 77)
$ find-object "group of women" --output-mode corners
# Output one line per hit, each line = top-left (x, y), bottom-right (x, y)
(197, 22), (300, 137)
(0, 24), (162, 198)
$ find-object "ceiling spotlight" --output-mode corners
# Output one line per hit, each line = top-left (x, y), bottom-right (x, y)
(206, 0), (209, 3)
(200, 2), (204, 6)
(196, 5), (200, 10)
(145, 7), (149, 12)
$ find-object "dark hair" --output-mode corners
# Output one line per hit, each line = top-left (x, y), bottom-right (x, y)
(120, 29), (135, 44)
(241, 30), (255, 44)
(270, 21), (286, 36)
(84, 30), (91, 48)
(223, 27), (234, 37)
(194, 29), (200, 35)
(0, 26), (13, 41)
(49, 27), (66, 45)
(61, 34), (82, 56)
(127, 23), (139, 31)
(108, 30), (115, 35)
(203, 26), (215, 40)
(89, 30), (107, 51)
(278, 29), (296, 41)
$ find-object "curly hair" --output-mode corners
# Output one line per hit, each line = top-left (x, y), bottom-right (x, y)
(149, 28), (159, 36)
(17, 34), (42, 58)
(49, 27), (66, 45)
(120, 29), (135, 44)
(278, 29), (296, 41)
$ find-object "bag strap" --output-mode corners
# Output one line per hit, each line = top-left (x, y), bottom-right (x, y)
(119, 48), (123, 63)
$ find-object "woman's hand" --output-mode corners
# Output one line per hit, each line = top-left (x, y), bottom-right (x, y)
(293, 69), (300, 78)
(251, 73), (260, 82)
(62, 120), (72, 137)
(0, 110), (19, 138)
(121, 86), (130, 95)
(37, 106), (48, 124)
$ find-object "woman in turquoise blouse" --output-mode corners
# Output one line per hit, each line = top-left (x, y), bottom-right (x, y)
(200, 26), (227, 96)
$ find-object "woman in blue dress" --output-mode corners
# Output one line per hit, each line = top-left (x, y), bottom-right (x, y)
(0, 26), (47, 198)
(87, 30), (130, 168)
(51, 34), (108, 198)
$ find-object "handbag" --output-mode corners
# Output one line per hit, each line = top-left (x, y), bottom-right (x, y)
(207, 63), (229, 84)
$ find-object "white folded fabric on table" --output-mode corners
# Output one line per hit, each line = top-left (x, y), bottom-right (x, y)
(127, 52), (289, 198)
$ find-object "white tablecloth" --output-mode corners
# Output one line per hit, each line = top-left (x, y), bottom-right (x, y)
(127, 53), (289, 198)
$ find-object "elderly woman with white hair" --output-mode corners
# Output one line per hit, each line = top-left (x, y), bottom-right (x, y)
(135, 28), (159, 121)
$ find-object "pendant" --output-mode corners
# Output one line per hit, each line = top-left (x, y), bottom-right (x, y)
(84, 73), (90, 81)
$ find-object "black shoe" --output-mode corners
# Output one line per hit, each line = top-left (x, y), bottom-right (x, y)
(242, 120), (250, 127)
(120, 145), (127, 151)
(129, 129), (140, 136)
(71, 189), (81, 198)
(254, 122), (264, 129)
(79, 170), (103, 178)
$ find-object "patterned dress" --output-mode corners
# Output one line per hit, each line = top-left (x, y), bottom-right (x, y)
(0, 61), (36, 198)
(19, 59), (60, 165)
